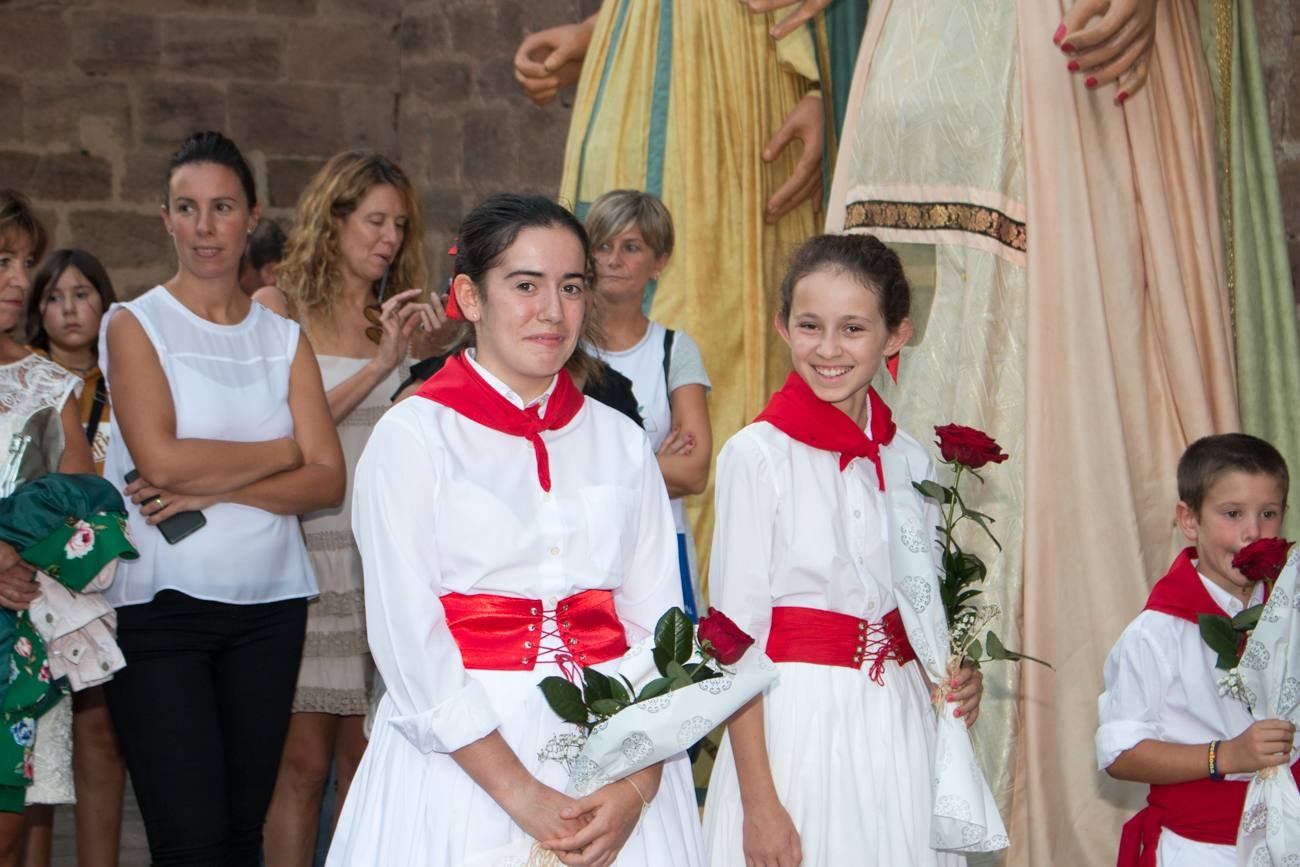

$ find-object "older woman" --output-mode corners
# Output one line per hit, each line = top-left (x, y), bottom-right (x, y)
(585, 190), (711, 617)
(0, 191), (94, 867)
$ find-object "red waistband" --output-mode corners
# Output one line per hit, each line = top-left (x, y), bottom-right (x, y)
(1116, 762), (1300, 867)
(765, 606), (916, 685)
(440, 589), (628, 671)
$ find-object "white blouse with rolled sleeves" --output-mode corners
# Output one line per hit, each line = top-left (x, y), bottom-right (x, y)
(326, 357), (705, 866)
(706, 420), (922, 648)
(1096, 570), (1269, 866)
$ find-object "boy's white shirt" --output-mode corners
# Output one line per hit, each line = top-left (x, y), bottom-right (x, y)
(1097, 566), (1262, 774)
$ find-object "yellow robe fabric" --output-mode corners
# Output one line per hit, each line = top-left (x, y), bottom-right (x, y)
(559, 0), (822, 584)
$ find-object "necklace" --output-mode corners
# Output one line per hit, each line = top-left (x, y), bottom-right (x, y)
(49, 352), (95, 376)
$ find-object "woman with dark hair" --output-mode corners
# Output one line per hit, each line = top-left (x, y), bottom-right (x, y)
(24, 248), (125, 866)
(253, 151), (443, 865)
(326, 194), (704, 866)
(99, 131), (344, 865)
(0, 191), (95, 867)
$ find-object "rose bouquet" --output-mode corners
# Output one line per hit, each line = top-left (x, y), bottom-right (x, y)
(915, 424), (1048, 669)
(535, 606), (774, 794)
(1198, 537), (1293, 697)
(466, 608), (776, 867)
(1223, 542), (1300, 865)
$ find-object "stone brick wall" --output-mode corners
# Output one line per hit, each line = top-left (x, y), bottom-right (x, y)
(2, 0), (1296, 301)
(3, 0), (596, 297)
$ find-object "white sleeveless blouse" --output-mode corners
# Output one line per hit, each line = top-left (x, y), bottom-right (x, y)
(98, 286), (317, 607)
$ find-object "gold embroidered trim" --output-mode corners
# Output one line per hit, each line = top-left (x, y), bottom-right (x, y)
(844, 199), (1027, 253)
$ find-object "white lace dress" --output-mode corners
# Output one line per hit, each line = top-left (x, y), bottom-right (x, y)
(0, 353), (80, 805)
(293, 356), (402, 716)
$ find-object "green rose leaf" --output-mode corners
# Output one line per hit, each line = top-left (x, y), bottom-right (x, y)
(655, 607), (694, 666)
(607, 675), (630, 705)
(913, 479), (953, 505)
(967, 638), (983, 661)
(589, 698), (624, 717)
(691, 666), (722, 683)
(582, 667), (612, 703)
(666, 660), (693, 690)
(636, 677), (673, 701)
(652, 646), (672, 677)
(985, 630), (1007, 660)
(1231, 605), (1264, 631)
(539, 677), (589, 726)
(1197, 613), (1242, 666)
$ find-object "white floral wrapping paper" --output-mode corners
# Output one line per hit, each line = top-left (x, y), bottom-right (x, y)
(881, 448), (1010, 853)
(1236, 546), (1300, 866)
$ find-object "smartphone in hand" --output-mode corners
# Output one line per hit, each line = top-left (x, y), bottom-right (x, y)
(123, 468), (207, 545)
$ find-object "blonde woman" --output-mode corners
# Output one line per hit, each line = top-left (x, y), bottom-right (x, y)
(253, 151), (444, 865)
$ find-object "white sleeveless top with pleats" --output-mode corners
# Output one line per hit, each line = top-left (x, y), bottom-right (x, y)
(98, 286), (318, 607)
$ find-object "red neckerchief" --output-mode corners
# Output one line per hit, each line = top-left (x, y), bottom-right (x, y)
(754, 371), (896, 490)
(1144, 546), (1258, 623)
(416, 351), (584, 492)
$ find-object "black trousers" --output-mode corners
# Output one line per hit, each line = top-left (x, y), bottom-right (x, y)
(104, 590), (307, 866)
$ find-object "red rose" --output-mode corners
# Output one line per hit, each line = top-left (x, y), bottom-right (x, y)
(934, 424), (1009, 470)
(1231, 537), (1294, 582)
(697, 607), (754, 665)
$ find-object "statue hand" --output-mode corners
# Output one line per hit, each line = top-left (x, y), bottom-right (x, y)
(1056, 0), (1158, 105)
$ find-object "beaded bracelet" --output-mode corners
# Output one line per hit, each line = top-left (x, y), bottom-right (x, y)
(1208, 739), (1225, 781)
(626, 776), (651, 814)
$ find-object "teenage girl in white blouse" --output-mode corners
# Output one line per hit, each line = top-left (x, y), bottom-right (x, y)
(328, 194), (704, 866)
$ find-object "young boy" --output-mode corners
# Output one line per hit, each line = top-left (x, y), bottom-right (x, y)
(1097, 433), (1299, 865)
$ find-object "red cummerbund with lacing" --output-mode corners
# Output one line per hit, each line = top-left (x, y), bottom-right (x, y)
(440, 589), (629, 671)
(765, 606), (916, 674)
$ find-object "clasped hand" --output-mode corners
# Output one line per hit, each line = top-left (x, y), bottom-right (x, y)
(510, 771), (656, 867)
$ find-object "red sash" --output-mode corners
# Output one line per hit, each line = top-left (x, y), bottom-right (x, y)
(764, 606), (916, 685)
(440, 589), (628, 671)
(1115, 548), (1286, 865)
(754, 372), (896, 490)
(1117, 765), (1300, 866)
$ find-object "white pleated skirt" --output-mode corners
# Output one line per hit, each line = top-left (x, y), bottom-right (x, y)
(326, 665), (705, 866)
(703, 660), (966, 867)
